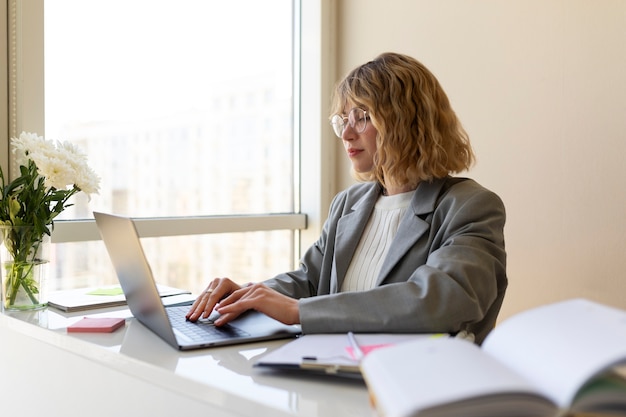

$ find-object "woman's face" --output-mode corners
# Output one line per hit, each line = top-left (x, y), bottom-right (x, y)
(340, 106), (378, 174)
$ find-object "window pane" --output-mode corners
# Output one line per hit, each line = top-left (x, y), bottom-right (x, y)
(44, 0), (295, 219)
(42, 0), (297, 290)
(52, 231), (295, 292)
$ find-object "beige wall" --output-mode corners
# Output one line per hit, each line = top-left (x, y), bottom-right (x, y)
(332, 0), (626, 320)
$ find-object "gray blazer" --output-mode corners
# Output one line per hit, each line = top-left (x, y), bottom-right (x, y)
(265, 177), (507, 344)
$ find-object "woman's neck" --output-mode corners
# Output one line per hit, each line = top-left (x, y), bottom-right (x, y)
(382, 183), (417, 196)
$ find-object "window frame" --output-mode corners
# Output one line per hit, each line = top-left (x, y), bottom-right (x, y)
(2, 0), (337, 265)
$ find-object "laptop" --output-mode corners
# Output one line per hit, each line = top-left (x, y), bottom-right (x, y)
(93, 211), (301, 350)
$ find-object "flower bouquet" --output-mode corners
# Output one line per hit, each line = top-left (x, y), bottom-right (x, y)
(0, 132), (100, 310)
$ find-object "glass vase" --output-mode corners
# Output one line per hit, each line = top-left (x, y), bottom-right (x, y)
(0, 225), (50, 312)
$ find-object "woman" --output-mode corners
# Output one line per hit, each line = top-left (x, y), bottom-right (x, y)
(187, 52), (507, 344)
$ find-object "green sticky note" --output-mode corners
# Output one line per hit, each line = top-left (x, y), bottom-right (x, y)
(86, 287), (125, 296)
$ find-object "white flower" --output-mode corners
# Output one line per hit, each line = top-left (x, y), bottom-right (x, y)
(74, 164), (101, 196)
(12, 132), (54, 167)
(10, 132), (101, 197)
(33, 153), (75, 191)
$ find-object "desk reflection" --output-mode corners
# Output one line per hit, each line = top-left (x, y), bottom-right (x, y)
(120, 318), (369, 416)
(5, 308), (371, 417)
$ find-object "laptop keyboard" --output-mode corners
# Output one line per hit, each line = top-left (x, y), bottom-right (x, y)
(166, 306), (250, 341)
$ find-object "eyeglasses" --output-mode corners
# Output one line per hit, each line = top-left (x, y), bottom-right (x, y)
(330, 108), (370, 138)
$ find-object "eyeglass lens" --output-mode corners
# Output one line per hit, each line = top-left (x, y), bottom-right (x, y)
(331, 108), (368, 138)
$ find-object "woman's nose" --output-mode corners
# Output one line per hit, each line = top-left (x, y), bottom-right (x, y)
(341, 123), (356, 141)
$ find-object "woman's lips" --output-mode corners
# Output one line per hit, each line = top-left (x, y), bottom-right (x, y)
(347, 148), (362, 157)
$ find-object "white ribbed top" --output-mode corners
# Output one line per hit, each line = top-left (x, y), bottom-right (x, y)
(340, 191), (413, 292)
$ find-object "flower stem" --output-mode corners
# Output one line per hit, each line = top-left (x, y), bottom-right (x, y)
(4, 262), (40, 307)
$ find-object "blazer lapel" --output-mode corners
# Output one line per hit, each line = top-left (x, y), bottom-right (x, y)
(376, 179), (447, 284)
(332, 185), (379, 292)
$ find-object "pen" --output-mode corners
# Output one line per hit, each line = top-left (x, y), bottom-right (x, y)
(347, 331), (364, 361)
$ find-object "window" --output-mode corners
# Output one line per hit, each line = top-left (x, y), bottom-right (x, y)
(4, 0), (335, 294)
(45, 0), (295, 220)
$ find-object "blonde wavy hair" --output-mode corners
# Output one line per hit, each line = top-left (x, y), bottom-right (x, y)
(330, 52), (475, 188)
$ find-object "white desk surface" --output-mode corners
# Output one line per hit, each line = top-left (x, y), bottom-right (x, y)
(0, 306), (372, 417)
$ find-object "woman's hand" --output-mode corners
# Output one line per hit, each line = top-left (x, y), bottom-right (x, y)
(185, 279), (300, 326)
(214, 283), (300, 326)
(185, 277), (241, 322)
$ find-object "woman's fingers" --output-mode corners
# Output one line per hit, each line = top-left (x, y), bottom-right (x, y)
(215, 284), (299, 326)
(185, 277), (240, 321)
